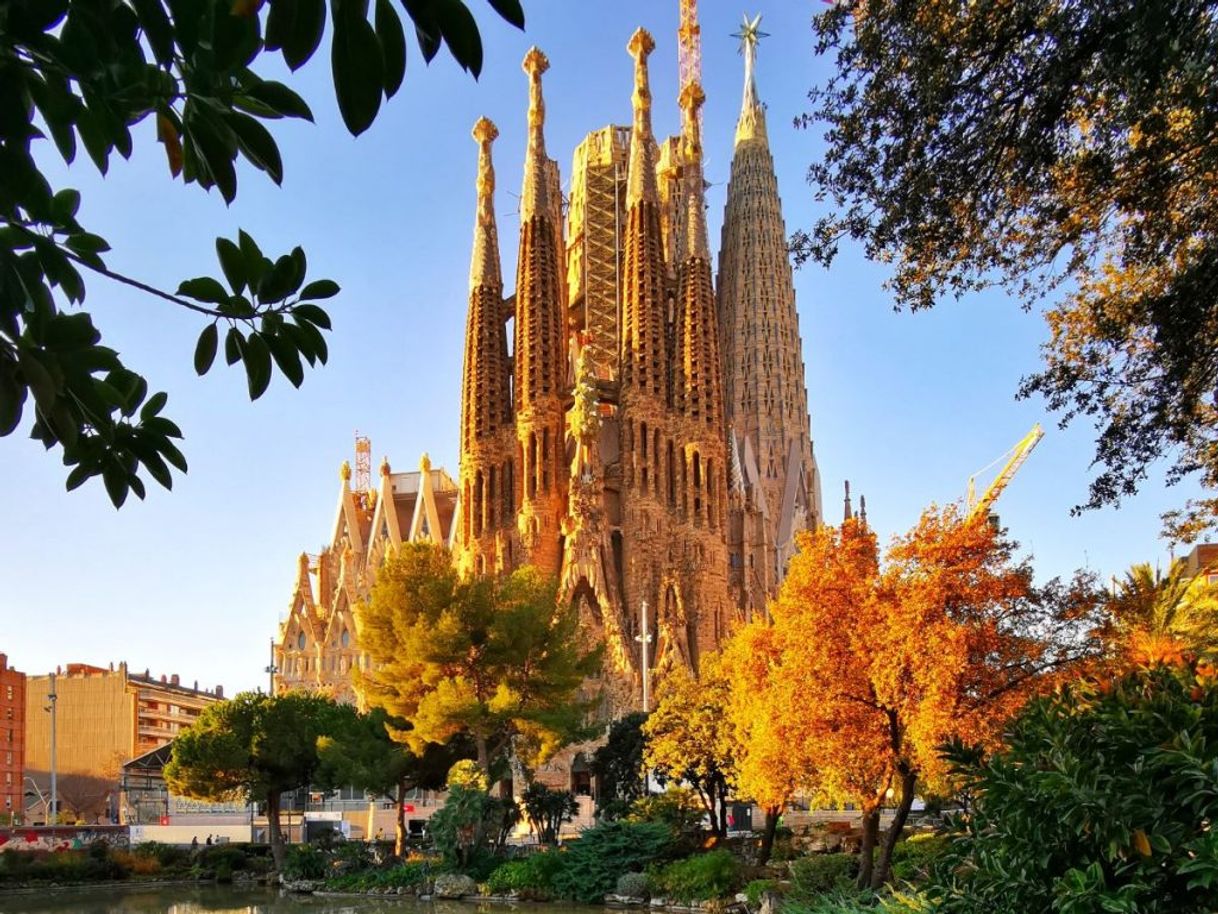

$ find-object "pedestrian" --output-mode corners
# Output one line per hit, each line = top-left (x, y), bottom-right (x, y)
(205, 834), (213, 846)
(191, 836), (199, 851)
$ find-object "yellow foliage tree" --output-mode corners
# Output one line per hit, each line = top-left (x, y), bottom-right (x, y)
(643, 657), (737, 838)
(728, 509), (1102, 887)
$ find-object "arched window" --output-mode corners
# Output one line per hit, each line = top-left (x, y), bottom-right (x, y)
(296, 632), (306, 650)
(341, 629), (350, 649)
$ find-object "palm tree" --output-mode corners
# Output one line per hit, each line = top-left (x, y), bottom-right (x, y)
(1106, 562), (1218, 657)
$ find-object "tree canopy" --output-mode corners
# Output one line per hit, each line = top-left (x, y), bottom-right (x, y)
(355, 542), (602, 777)
(730, 511), (1103, 887)
(643, 657), (737, 839)
(1, 0), (524, 506)
(164, 689), (351, 869)
(1103, 561), (1218, 662)
(797, 0), (1218, 540)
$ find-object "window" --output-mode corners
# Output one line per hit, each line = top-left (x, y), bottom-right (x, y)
(341, 629), (350, 648)
(4, 686), (11, 700)
(297, 632), (306, 650)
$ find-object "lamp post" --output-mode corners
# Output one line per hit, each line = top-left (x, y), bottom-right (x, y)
(45, 673), (57, 825)
(264, 638), (278, 696)
(635, 600), (652, 712)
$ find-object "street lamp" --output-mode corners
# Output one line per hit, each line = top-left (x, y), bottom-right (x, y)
(44, 674), (57, 825)
(264, 638), (279, 695)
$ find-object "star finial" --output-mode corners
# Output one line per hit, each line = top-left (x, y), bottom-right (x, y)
(732, 13), (769, 54)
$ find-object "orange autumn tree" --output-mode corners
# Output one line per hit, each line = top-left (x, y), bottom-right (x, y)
(732, 508), (1102, 888)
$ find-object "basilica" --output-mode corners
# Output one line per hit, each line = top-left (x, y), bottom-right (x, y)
(273, 13), (822, 710)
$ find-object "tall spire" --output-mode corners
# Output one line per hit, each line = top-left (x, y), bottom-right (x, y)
(469, 117), (501, 291)
(678, 81), (709, 261)
(843, 481), (853, 522)
(626, 28), (658, 208)
(520, 47), (551, 222)
(732, 14), (769, 144)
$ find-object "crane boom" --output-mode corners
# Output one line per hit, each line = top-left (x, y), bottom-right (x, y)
(966, 423), (1044, 521)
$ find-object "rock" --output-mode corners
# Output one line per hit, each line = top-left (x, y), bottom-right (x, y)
(606, 894), (646, 906)
(433, 873), (479, 899)
(280, 878), (322, 894)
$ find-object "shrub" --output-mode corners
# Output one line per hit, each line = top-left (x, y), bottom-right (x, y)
(744, 878), (781, 907)
(780, 893), (879, 914)
(331, 839), (374, 874)
(522, 782), (578, 845)
(551, 820), (675, 903)
(889, 834), (951, 886)
(281, 844), (327, 880)
(485, 851), (565, 899)
(133, 841), (188, 868)
(326, 860), (432, 892)
(923, 661), (1218, 914)
(651, 849), (741, 902)
(429, 784), (516, 872)
(616, 871), (649, 898)
(790, 854), (858, 897)
(198, 844), (247, 872)
(628, 787), (705, 838)
(110, 849), (161, 876)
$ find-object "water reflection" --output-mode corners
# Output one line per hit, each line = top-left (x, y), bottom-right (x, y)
(0, 887), (606, 914)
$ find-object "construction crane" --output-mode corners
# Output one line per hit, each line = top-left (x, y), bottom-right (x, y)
(966, 423), (1044, 522)
(678, 0), (702, 124)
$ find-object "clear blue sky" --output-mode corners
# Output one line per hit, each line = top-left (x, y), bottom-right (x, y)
(1, 1), (1201, 694)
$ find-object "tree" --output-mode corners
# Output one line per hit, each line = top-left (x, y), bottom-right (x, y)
(355, 542), (602, 778)
(590, 711), (649, 819)
(315, 706), (470, 857)
(1, 0), (524, 506)
(925, 659), (1218, 914)
(752, 512), (1103, 888)
(1103, 561), (1218, 661)
(521, 781), (577, 845)
(428, 761), (518, 872)
(643, 657), (737, 840)
(796, 0), (1218, 541)
(164, 690), (348, 871)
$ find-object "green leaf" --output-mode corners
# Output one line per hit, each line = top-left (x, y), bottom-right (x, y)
(52, 189), (81, 224)
(244, 80), (315, 121)
(216, 238), (246, 293)
(225, 112), (285, 184)
(130, 0), (175, 66)
(293, 303), (332, 329)
(264, 330), (305, 388)
(102, 463), (129, 508)
(157, 437), (188, 473)
(194, 323), (219, 375)
(0, 369), (27, 436)
(266, 0), (327, 70)
(65, 464), (92, 492)
(486, 0), (524, 29)
(243, 333), (273, 400)
(331, 6), (385, 136)
(225, 327), (244, 366)
(140, 391), (169, 420)
(185, 111), (239, 204)
(64, 233), (111, 255)
(300, 279), (340, 300)
(178, 277), (229, 304)
(259, 254), (303, 302)
(435, 0), (483, 77)
(375, 0), (407, 97)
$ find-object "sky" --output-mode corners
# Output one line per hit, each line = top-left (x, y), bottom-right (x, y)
(1, 1), (1203, 695)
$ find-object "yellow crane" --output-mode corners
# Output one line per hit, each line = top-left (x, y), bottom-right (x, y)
(966, 423), (1044, 521)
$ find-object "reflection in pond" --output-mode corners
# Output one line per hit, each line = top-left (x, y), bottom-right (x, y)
(0, 886), (608, 914)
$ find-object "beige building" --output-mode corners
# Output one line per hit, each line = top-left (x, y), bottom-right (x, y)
(273, 455), (458, 703)
(24, 663), (223, 820)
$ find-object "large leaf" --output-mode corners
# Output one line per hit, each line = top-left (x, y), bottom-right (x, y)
(376, 0), (408, 98)
(486, 0), (524, 30)
(266, 0), (327, 70)
(331, 6), (385, 135)
(225, 112), (285, 184)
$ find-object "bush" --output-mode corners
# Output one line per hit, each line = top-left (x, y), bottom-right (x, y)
(650, 849), (741, 902)
(924, 660), (1218, 914)
(744, 878), (781, 906)
(110, 849), (161, 876)
(198, 844), (247, 872)
(133, 841), (188, 868)
(628, 787), (705, 838)
(485, 851), (566, 899)
(281, 843), (327, 880)
(551, 820), (675, 903)
(781, 893), (879, 914)
(790, 854), (859, 896)
(889, 834), (950, 886)
(326, 860), (432, 892)
(616, 871), (649, 898)
(429, 784), (516, 872)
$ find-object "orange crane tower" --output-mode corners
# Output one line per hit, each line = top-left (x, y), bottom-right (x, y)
(966, 423), (1044, 521)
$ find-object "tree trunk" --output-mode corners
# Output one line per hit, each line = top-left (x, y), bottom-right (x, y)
(476, 737), (490, 775)
(856, 803), (881, 890)
(718, 781), (729, 839)
(266, 790), (285, 874)
(758, 806), (780, 865)
(394, 779), (407, 858)
(872, 768), (917, 890)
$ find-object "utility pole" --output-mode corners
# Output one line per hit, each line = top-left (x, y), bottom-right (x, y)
(46, 673), (57, 825)
(635, 600), (653, 712)
(264, 638), (278, 696)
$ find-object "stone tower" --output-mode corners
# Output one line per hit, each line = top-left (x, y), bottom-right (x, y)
(456, 118), (514, 577)
(717, 21), (822, 613)
(453, 15), (819, 708)
(512, 48), (568, 578)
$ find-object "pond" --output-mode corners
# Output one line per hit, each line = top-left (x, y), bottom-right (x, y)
(0, 886), (605, 914)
